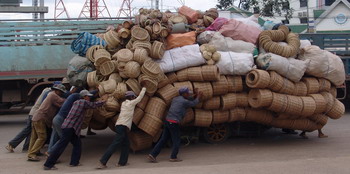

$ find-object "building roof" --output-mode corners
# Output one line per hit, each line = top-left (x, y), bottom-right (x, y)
(315, 0), (350, 25)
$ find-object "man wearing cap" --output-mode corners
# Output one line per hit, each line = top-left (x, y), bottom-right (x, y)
(97, 87), (146, 169)
(148, 87), (202, 163)
(43, 90), (106, 170)
(27, 84), (67, 161)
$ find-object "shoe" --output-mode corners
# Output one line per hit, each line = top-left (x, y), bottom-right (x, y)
(116, 163), (129, 167)
(27, 157), (40, 162)
(96, 162), (107, 169)
(69, 163), (82, 167)
(169, 158), (182, 162)
(43, 166), (58, 170)
(147, 154), (157, 163)
(5, 144), (14, 153)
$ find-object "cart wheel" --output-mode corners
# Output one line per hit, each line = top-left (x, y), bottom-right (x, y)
(203, 123), (231, 144)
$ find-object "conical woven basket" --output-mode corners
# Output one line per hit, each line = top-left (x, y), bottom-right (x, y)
(293, 81), (308, 96)
(211, 75), (229, 96)
(133, 48), (149, 65)
(268, 71), (284, 92)
(245, 108), (273, 125)
(327, 99), (345, 119)
(176, 68), (189, 81)
(138, 113), (163, 137)
(320, 92), (335, 113)
(278, 79), (295, 95)
(226, 75), (243, 92)
(229, 107), (246, 122)
(118, 28), (131, 39)
(194, 109), (212, 127)
(212, 110), (229, 124)
(300, 97), (316, 117)
(309, 114), (328, 126)
(141, 59), (161, 79)
(267, 92), (288, 113)
(156, 84), (178, 105)
(124, 61), (141, 78)
(246, 69), (270, 89)
(126, 78), (141, 95)
(285, 95), (303, 116)
(180, 108), (194, 126)
(201, 65), (220, 81)
(113, 82), (127, 100)
(202, 96), (221, 110)
(308, 94), (326, 114)
(129, 131), (153, 152)
(173, 81), (193, 92)
(132, 107), (145, 126)
(150, 41), (165, 59)
(145, 97), (167, 120)
(303, 77), (320, 94)
(116, 49), (133, 62)
(104, 30), (120, 48)
(318, 78), (331, 92)
(137, 95), (149, 110)
(236, 93), (249, 107)
(193, 82), (213, 101)
(187, 67), (204, 82)
(138, 74), (158, 94)
(131, 26), (150, 41)
(100, 61), (115, 76)
(248, 89), (273, 108)
(221, 93), (237, 110)
(86, 45), (103, 62)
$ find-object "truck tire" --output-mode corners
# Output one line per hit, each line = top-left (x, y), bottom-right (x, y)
(202, 123), (231, 144)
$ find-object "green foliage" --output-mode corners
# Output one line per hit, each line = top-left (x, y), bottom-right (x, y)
(216, 0), (234, 10)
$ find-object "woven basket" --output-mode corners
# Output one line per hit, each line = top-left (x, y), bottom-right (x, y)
(278, 79), (295, 95)
(291, 119), (311, 131)
(105, 96), (120, 112)
(202, 96), (221, 110)
(176, 68), (189, 81)
(104, 30), (120, 48)
(141, 59), (161, 79)
(118, 28), (131, 39)
(122, 20), (133, 29)
(157, 74), (170, 89)
(99, 61), (115, 76)
(116, 49), (133, 62)
(248, 89), (273, 108)
(124, 61), (141, 78)
(94, 106), (115, 121)
(293, 81), (308, 96)
(86, 45), (103, 62)
(271, 119), (294, 129)
(113, 82), (127, 100)
(129, 131), (153, 152)
(327, 99), (345, 119)
(152, 22), (162, 34)
(100, 79), (117, 94)
(150, 41), (165, 59)
(170, 15), (188, 24)
(109, 73), (122, 82)
(194, 109), (213, 127)
(229, 107), (246, 122)
(201, 65), (220, 81)
(94, 49), (111, 66)
(126, 78), (141, 95)
(245, 108), (273, 125)
(145, 97), (167, 120)
(138, 74), (158, 94)
(156, 84), (178, 105)
(134, 48), (149, 65)
(173, 81), (193, 92)
(211, 76), (229, 96)
(132, 107), (145, 126)
(267, 92), (288, 113)
(107, 116), (118, 132)
(308, 94), (326, 114)
(187, 67), (204, 82)
(131, 26), (150, 41)
(193, 82), (213, 101)
(138, 114), (163, 137)
(180, 108), (195, 126)
(309, 114), (328, 126)
(89, 119), (108, 130)
(160, 27), (169, 38)
(212, 110), (229, 124)
(226, 76), (243, 92)
(268, 71), (284, 92)
(87, 71), (99, 88)
(137, 95), (149, 110)
(300, 97), (316, 117)
(276, 113), (292, 120)
(303, 77), (320, 94)
(133, 40), (152, 53)
(320, 92), (335, 113)
(236, 93), (249, 107)
(246, 69), (270, 89)
(166, 72), (178, 83)
(221, 93), (237, 110)
(318, 78), (331, 92)
(285, 95), (303, 116)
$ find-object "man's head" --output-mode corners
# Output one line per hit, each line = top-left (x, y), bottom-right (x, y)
(51, 84), (67, 96)
(61, 77), (71, 90)
(125, 91), (137, 100)
(80, 90), (93, 101)
(179, 87), (191, 99)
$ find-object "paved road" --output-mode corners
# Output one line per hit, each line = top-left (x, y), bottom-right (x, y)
(1, 113), (350, 174)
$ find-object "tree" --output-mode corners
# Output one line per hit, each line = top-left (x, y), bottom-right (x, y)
(216, 0), (235, 10)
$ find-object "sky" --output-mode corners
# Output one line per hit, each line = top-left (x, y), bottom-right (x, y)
(0, 0), (218, 20)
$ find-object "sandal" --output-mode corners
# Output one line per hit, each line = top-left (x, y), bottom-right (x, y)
(5, 144), (14, 153)
(96, 162), (107, 169)
(27, 157), (40, 162)
(147, 154), (157, 163)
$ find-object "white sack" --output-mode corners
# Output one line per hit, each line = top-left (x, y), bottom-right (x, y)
(157, 44), (206, 73)
(209, 32), (256, 53)
(196, 31), (216, 44)
(299, 40), (312, 49)
(216, 51), (254, 75)
(235, 17), (262, 31)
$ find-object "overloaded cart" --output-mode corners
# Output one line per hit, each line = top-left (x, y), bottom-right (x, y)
(67, 6), (345, 151)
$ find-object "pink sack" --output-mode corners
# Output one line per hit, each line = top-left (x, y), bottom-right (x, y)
(219, 19), (261, 44)
(179, 6), (198, 24)
(205, 17), (228, 31)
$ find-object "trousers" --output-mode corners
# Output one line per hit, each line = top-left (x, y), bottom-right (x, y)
(8, 115), (32, 151)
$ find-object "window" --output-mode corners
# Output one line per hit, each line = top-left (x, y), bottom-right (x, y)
(300, 17), (308, 24)
(300, 0), (307, 7)
(325, 0), (336, 6)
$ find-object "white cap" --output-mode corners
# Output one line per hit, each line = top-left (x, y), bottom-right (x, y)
(80, 90), (93, 97)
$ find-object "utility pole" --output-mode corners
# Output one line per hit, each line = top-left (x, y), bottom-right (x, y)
(306, 0), (310, 33)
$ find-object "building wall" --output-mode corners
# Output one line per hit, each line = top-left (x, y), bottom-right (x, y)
(316, 2), (350, 31)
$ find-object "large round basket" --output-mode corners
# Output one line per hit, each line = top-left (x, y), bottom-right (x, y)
(193, 82), (213, 101)
(131, 26), (150, 41)
(100, 79), (117, 94)
(132, 107), (145, 126)
(245, 108), (273, 125)
(202, 96), (221, 110)
(308, 94), (326, 114)
(211, 76), (228, 96)
(170, 15), (188, 24)
(293, 81), (308, 96)
(94, 49), (111, 66)
(126, 78), (141, 95)
(104, 30), (120, 48)
(187, 67), (204, 82)
(309, 114), (328, 126)
(267, 92), (288, 113)
(318, 78), (331, 92)
(100, 61), (115, 76)
(221, 93), (237, 110)
(173, 81), (193, 92)
(226, 75), (243, 92)
(180, 109), (194, 126)
(133, 40), (152, 54)
(176, 68), (189, 81)
(278, 79), (295, 95)
(129, 131), (153, 152)
(248, 89), (273, 108)
(156, 84), (178, 105)
(201, 65), (220, 81)
(285, 95), (303, 116)
(118, 28), (131, 39)
(327, 99), (345, 119)
(138, 114), (163, 137)
(141, 59), (161, 79)
(113, 82), (128, 100)
(229, 108), (246, 122)
(302, 77), (320, 94)
(268, 71), (284, 92)
(320, 92), (335, 113)
(236, 93), (249, 107)
(133, 48), (149, 65)
(212, 110), (229, 124)
(300, 97), (316, 117)
(290, 119), (310, 131)
(246, 69), (270, 89)
(124, 61), (141, 78)
(150, 41), (165, 59)
(145, 97), (167, 120)
(194, 109), (213, 127)
(138, 74), (158, 94)
(116, 49), (133, 62)
(86, 45), (103, 62)
(137, 95), (149, 110)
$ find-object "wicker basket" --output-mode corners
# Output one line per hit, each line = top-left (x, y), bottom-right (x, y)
(309, 114), (328, 126)
(293, 81), (308, 96)
(94, 49), (111, 67)
(113, 82), (127, 100)
(118, 28), (131, 39)
(193, 82), (213, 101)
(187, 67), (204, 82)
(275, 113), (291, 120)
(166, 72), (178, 83)
(138, 74), (158, 94)
(268, 71), (284, 92)
(86, 45), (103, 62)
(109, 73), (122, 82)
(226, 76), (243, 92)
(116, 48), (133, 62)
(137, 95), (149, 110)
(176, 68), (189, 81)
(285, 95), (303, 116)
(229, 107), (246, 122)
(300, 97), (316, 117)
(201, 65), (220, 81)
(89, 119), (108, 130)
(308, 94), (326, 114)
(180, 108), (195, 126)
(211, 75), (229, 96)
(267, 92), (288, 113)
(246, 69), (270, 89)
(245, 108), (273, 125)
(141, 59), (161, 79)
(124, 61), (141, 78)
(194, 109), (213, 127)
(320, 92), (335, 113)
(100, 79), (117, 94)
(271, 119), (294, 129)
(302, 77), (320, 94)
(318, 78), (331, 92)
(99, 61), (115, 76)
(156, 84), (178, 105)
(236, 93), (249, 107)
(133, 40), (152, 54)
(87, 71), (99, 88)
(126, 78), (141, 95)
(150, 41), (165, 59)
(160, 27), (169, 38)
(122, 20), (133, 29)
(138, 113), (163, 137)
(278, 79), (295, 95)
(131, 26), (150, 41)
(157, 73), (170, 89)
(327, 99), (345, 119)
(107, 116), (118, 132)
(330, 86), (337, 98)
(104, 30), (120, 48)
(221, 93), (237, 110)
(145, 97), (167, 120)
(248, 89), (273, 108)
(105, 96), (121, 112)
(212, 110), (229, 124)
(134, 48), (149, 65)
(129, 131), (153, 152)
(173, 81), (193, 92)
(202, 96), (221, 110)
(291, 119), (311, 131)
(132, 107), (145, 126)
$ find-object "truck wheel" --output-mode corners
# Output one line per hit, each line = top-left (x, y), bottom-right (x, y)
(202, 123), (231, 144)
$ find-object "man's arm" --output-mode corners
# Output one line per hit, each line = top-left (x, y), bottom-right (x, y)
(84, 100), (105, 109)
(129, 87), (147, 106)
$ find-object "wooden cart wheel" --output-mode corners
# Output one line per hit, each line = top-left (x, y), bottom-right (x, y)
(203, 123), (231, 144)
